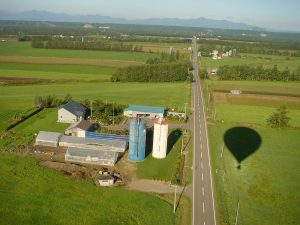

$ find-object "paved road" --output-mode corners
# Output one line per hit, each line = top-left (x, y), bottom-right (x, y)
(192, 37), (216, 225)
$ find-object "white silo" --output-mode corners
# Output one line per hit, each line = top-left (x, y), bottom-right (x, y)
(152, 119), (168, 159)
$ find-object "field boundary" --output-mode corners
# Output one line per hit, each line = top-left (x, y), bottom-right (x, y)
(212, 89), (300, 97)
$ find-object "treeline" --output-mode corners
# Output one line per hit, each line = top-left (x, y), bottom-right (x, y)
(32, 37), (143, 52)
(111, 63), (191, 82)
(34, 94), (72, 108)
(198, 39), (300, 57)
(80, 99), (126, 125)
(146, 50), (189, 64)
(218, 65), (300, 81)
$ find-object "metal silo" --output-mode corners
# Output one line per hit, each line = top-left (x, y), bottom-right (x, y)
(152, 119), (168, 159)
(129, 118), (146, 161)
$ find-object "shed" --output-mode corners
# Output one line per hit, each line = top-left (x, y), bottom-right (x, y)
(35, 131), (63, 147)
(124, 105), (165, 119)
(65, 120), (96, 137)
(65, 147), (119, 166)
(99, 175), (115, 186)
(58, 101), (88, 123)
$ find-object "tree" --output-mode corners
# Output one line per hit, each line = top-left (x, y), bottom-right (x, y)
(267, 105), (291, 128)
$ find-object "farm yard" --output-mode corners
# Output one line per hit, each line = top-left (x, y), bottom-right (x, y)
(202, 78), (300, 225)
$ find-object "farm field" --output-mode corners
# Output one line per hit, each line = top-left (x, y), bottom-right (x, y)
(0, 62), (115, 81)
(0, 42), (158, 62)
(0, 153), (175, 225)
(202, 78), (300, 225)
(206, 79), (300, 96)
(201, 53), (300, 71)
(0, 82), (190, 110)
(209, 124), (300, 225)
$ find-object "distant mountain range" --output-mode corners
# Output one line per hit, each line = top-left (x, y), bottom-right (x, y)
(0, 10), (263, 31)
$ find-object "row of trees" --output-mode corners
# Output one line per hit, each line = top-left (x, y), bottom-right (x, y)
(146, 50), (190, 64)
(111, 63), (192, 82)
(32, 38), (143, 52)
(34, 94), (72, 108)
(217, 65), (300, 81)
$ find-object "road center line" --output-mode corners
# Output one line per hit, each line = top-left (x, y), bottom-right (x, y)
(201, 162), (203, 169)
(203, 202), (205, 213)
(202, 187), (205, 196)
(201, 151), (203, 158)
(202, 173), (204, 181)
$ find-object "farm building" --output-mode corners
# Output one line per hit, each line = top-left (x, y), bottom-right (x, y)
(65, 147), (119, 166)
(59, 135), (128, 152)
(99, 175), (115, 186)
(58, 101), (88, 123)
(65, 120), (97, 137)
(35, 131), (63, 147)
(124, 105), (165, 119)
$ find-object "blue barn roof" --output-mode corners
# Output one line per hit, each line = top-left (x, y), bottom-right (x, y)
(125, 105), (165, 114)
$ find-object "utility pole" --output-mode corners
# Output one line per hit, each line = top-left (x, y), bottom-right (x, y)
(112, 101), (115, 125)
(184, 102), (187, 120)
(90, 100), (93, 119)
(173, 185), (177, 214)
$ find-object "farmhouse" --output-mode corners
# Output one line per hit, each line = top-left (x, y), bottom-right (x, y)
(58, 101), (88, 123)
(65, 120), (96, 138)
(124, 105), (165, 119)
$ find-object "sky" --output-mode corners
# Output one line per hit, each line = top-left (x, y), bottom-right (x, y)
(0, 0), (299, 31)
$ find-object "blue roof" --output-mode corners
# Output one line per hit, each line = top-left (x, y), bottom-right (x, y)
(125, 105), (165, 114)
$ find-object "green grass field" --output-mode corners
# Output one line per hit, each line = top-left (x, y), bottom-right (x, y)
(12, 108), (69, 133)
(0, 153), (175, 225)
(0, 109), (22, 131)
(0, 63), (115, 81)
(0, 42), (158, 62)
(215, 104), (300, 127)
(201, 53), (300, 71)
(202, 78), (300, 224)
(209, 124), (300, 225)
(0, 82), (190, 111)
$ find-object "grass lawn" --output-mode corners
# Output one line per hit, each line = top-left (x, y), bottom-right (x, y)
(209, 124), (300, 225)
(0, 62), (115, 81)
(0, 82), (190, 111)
(0, 153), (175, 225)
(137, 129), (182, 181)
(0, 109), (22, 131)
(0, 42), (158, 62)
(12, 108), (69, 133)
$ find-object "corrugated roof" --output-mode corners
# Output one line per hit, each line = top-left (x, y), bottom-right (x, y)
(60, 101), (87, 117)
(66, 147), (118, 160)
(36, 131), (63, 142)
(125, 105), (165, 114)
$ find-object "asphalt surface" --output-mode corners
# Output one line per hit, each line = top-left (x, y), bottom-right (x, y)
(192, 37), (216, 225)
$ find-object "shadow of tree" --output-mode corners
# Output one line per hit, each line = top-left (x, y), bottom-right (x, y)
(224, 127), (262, 169)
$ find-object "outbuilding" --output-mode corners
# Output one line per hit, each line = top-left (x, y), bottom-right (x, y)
(58, 101), (88, 123)
(35, 131), (63, 147)
(64, 120), (96, 138)
(124, 105), (165, 119)
(99, 175), (115, 186)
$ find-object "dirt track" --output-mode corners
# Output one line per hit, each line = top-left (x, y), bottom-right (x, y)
(0, 55), (143, 68)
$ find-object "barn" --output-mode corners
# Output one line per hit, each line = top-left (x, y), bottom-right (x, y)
(123, 105), (165, 119)
(58, 101), (88, 123)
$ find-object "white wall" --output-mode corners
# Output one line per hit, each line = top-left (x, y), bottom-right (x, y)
(58, 108), (77, 123)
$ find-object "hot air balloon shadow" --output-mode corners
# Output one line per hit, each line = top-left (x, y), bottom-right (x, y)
(224, 127), (261, 169)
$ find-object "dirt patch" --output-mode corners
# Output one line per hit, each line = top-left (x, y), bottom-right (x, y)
(212, 92), (229, 103)
(0, 55), (143, 68)
(213, 92), (300, 109)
